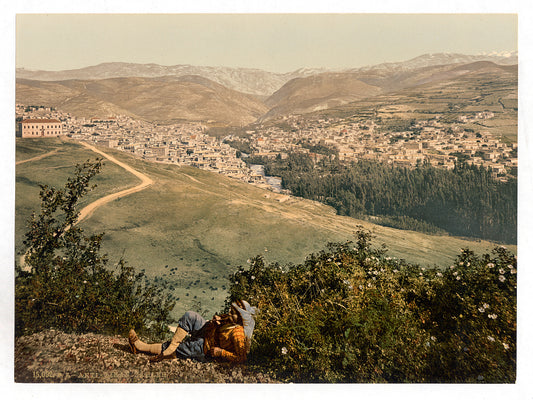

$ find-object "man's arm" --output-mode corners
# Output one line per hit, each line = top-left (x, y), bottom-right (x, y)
(210, 326), (247, 363)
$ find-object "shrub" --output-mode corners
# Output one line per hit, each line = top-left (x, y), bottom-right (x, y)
(15, 159), (174, 340)
(226, 230), (516, 383)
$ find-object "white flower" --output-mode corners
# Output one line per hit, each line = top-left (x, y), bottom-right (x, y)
(453, 271), (458, 276)
(499, 268), (505, 275)
(487, 263), (495, 268)
(487, 336), (495, 342)
(251, 275), (255, 280)
(393, 269), (399, 274)
(436, 272), (443, 277)
(281, 347), (288, 355)
(359, 285), (364, 290)
(456, 276), (461, 280)
(478, 307), (485, 313)
(483, 303), (490, 309)
(459, 262), (464, 266)
(488, 314), (498, 320)
(466, 262), (470, 267)
(83, 280), (87, 284)
(431, 336), (436, 341)
(503, 343), (510, 350)
(499, 275), (506, 282)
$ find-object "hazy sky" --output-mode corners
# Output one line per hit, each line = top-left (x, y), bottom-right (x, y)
(16, 13), (517, 73)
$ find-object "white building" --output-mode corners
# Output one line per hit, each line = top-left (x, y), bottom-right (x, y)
(20, 118), (63, 138)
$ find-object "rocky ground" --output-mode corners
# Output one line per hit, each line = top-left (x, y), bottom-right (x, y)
(14, 329), (277, 383)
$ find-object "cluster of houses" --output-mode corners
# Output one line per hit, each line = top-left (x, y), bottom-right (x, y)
(238, 113), (517, 181)
(16, 104), (517, 185)
(15, 105), (266, 186)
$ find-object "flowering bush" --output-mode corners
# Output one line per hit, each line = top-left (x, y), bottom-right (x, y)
(227, 230), (516, 383)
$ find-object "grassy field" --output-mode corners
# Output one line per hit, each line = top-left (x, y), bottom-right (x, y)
(15, 138), (517, 320)
(15, 138), (140, 254)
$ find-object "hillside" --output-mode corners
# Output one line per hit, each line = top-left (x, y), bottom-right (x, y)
(16, 55), (518, 126)
(16, 75), (268, 126)
(15, 329), (276, 383)
(15, 138), (516, 320)
(262, 73), (382, 120)
(263, 61), (517, 121)
(298, 61), (517, 142)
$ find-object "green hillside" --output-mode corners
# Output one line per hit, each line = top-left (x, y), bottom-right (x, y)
(15, 138), (516, 320)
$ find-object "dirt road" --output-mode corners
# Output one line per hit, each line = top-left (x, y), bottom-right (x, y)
(20, 142), (153, 270)
(77, 142), (153, 223)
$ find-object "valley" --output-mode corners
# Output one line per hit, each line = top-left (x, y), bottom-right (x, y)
(15, 53), (518, 320)
(15, 138), (516, 320)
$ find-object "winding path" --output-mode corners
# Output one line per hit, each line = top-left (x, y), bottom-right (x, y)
(20, 142), (153, 270)
(77, 142), (153, 223)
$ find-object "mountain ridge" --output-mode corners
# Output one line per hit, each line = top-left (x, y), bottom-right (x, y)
(16, 52), (517, 96)
(16, 53), (518, 126)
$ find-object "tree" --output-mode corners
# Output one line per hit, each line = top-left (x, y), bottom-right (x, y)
(15, 159), (174, 339)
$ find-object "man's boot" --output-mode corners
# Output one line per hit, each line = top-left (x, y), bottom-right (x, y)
(150, 327), (188, 362)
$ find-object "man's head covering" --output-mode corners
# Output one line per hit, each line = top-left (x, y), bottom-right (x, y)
(232, 300), (257, 340)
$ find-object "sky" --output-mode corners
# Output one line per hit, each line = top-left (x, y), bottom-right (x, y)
(16, 13), (517, 73)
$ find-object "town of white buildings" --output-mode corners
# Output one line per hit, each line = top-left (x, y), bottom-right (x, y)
(16, 104), (274, 187)
(238, 112), (517, 182)
(16, 104), (517, 188)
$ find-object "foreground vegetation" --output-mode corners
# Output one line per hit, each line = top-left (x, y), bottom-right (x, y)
(15, 160), (174, 340)
(227, 230), (516, 382)
(15, 153), (516, 383)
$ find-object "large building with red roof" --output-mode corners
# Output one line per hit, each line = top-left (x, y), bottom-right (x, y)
(20, 118), (63, 138)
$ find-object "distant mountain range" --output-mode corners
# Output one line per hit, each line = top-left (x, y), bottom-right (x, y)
(17, 52), (517, 96)
(16, 52), (518, 125)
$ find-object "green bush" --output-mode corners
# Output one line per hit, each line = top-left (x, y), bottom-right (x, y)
(227, 230), (516, 383)
(15, 159), (174, 340)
